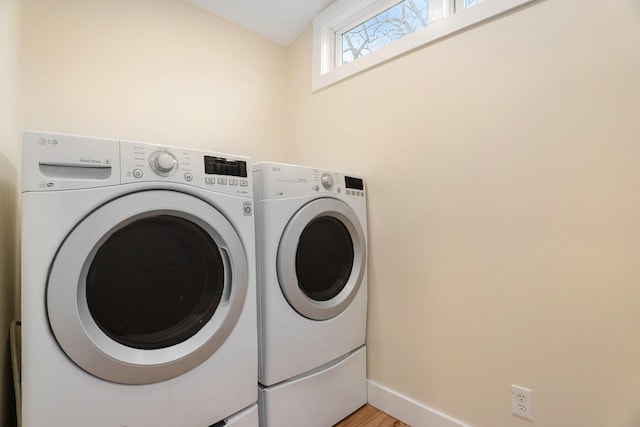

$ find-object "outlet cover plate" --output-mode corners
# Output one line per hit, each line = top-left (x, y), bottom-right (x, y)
(511, 384), (533, 420)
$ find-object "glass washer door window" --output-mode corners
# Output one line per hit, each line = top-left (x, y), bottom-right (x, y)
(86, 215), (225, 350)
(47, 190), (248, 385)
(277, 198), (366, 321)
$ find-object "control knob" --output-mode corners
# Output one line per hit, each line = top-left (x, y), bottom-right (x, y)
(149, 150), (178, 176)
(321, 173), (334, 190)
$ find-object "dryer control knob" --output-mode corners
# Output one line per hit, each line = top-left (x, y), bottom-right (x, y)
(321, 173), (334, 190)
(150, 151), (178, 176)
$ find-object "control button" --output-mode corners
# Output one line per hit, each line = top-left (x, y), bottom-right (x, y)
(346, 190), (352, 195)
(218, 178), (228, 185)
(184, 173), (193, 182)
(313, 185), (319, 192)
(321, 173), (334, 190)
(205, 177), (216, 185)
(149, 150), (178, 176)
(240, 180), (249, 187)
(229, 179), (238, 186)
(132, 169), (143, 179)
(156, 153), (175, 170)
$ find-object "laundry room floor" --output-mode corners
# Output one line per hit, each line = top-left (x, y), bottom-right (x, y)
(334, 404), (410, 426)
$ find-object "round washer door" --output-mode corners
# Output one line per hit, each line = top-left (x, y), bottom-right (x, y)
(47, 190), (248, 385)
(277, 198), (366, 320)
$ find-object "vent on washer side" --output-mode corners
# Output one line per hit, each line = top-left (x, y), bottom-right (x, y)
(208, 420), (226, 427)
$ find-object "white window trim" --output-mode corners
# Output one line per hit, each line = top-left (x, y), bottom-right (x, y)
(312, 0), (538, 92)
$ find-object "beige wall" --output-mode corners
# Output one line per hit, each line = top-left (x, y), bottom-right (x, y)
(22, 0), (289, 160)
(286, 0), (640, 426)
(0, 0), (22, 424)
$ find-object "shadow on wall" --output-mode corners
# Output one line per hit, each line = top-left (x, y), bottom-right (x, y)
(0, 151), (18, 427)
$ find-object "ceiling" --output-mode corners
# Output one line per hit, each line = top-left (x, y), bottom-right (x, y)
(189, 0), (335, 47)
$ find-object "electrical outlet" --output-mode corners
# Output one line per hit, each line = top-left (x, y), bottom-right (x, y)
(511, 384), (533, 420)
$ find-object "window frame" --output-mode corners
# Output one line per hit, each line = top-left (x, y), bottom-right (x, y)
(312, 0), (538, 91)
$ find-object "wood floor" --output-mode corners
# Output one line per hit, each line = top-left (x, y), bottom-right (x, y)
(334, 404), (410, 427)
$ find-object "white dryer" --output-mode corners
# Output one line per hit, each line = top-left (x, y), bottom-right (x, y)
(252, 162), (368, 426)
(21, 131), (258, 427)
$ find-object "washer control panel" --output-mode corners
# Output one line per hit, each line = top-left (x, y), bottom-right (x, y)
(121, 140), (251, 196)
(22, 131), (252, 195)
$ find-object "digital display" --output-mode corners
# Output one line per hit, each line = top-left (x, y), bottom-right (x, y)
(204, 156), (247, 177)
(345, 176), (364, 190)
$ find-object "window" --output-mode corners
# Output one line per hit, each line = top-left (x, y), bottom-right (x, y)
(313, 0), (537, 91)
(340, 0), (450, 64)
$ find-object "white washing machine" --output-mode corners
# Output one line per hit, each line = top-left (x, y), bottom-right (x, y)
(21, 131), (258, 427)
(252, 162), (368, 426)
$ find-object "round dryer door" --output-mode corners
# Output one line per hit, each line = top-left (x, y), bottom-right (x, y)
(277, 198), (366, 320)
(47, 190), (248, 385)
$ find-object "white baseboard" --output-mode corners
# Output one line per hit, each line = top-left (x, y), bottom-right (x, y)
(367, 380), (472, 427)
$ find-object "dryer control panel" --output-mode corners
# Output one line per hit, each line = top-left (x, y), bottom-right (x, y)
(253, 162), (365, 201)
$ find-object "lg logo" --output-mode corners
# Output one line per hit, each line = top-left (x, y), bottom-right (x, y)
(38, 138), (58, 146)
